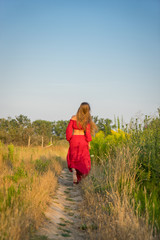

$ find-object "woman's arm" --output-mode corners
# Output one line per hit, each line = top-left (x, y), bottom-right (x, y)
(66, 120), (73, 141)
(85, 124), (92, 142)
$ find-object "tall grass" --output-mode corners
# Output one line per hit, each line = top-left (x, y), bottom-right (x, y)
(0, 142), (68, 240)
(81, 146), (157, 240)
(81, 113), (160, 239)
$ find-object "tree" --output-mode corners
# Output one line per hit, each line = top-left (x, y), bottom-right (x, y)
(0, 118), (9, 143)
(15, 115), (31, 145)
(32, 120), (54, 146)
(93, 116), (112, 136)
(53, 120), (69, 139)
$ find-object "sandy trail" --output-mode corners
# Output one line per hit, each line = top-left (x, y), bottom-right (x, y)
(36, 168), (87, 240)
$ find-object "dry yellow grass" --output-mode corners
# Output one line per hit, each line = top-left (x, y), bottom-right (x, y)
(0, 142), (68, 240)
(81, 147), (157, 240)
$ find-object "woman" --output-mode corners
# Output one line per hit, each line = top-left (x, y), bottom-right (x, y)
(66, 102), (96, 184)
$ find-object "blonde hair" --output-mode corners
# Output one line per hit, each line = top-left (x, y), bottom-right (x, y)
(76, 102), (97, 135)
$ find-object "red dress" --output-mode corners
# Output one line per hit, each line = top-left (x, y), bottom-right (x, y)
(66, 119), (92, 182)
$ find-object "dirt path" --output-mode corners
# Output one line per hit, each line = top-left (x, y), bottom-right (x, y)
(35, 168), (88, 240)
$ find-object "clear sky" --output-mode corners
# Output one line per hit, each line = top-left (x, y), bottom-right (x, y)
(0, 0), (160, 123)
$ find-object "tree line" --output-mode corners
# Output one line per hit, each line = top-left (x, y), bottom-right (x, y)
(0, 114), (112, 146)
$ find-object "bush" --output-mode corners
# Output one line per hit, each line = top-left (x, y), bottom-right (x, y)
(90, 113), (160, 233)
(34, 158), (51, 174)
(90, 129), (129, 163)
(8, 144), (14, 163)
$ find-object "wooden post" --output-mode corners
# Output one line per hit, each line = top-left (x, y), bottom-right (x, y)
(41, 136), (44, 148)
(28, 136), (31, 147)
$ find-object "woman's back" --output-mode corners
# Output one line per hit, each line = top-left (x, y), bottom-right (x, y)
(71, 115), (85, 135)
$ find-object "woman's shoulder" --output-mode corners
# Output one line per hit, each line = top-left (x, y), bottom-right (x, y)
(71, 115), (77, 121)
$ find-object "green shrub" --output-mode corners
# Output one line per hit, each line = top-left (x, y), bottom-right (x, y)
(90, 113), (160, 232)
(8, 144), (14, 162)
(90, 129), (129, 163)
(34, 158), (51, 174)
(13, 167), (28, 182)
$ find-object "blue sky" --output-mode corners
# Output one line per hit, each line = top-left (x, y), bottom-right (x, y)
(0, 0), (160, 123)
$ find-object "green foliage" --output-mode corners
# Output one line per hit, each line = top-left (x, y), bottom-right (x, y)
(6, 185), (17, 207)
(0, 115), (69, 145)
(129, 115), (160, 230)
(0, 115), (113, 145)
(92, 116), (112, 135)
(90, 109), (160, 232)
(132, 185), (160, 231)
(0, 115), (32, 145)
(5, 184), (23, 208)
(90, 129), (128, 162)
(8, 144), (14, 163)
(11, 167), (28, 182)
(0, 189), (4, 211)
(53, 120), (69, 139)
(32, 120), (53, 138)
(30, 235), (49, 240)
(34, 158), (51, 174)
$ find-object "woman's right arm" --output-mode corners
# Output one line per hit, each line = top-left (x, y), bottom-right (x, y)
(66, 120), (73, 141)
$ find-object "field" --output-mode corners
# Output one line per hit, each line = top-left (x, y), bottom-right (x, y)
(80, 113), (160, 240)
(0, 142), (68, 240)
(0, 111), (160, 240)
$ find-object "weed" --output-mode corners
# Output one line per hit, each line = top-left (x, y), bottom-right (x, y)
(68, 212), (74, 216)
(34, 158), (51, 174)
(62, 229), (71, 233)
(65, 198), (74, 202)
(30, 235), (49, 240)
(61, 233), (71, 237)
(81, 224), (87, 230)
(58, 223), (66, 226)
(8, 144), (14, 163)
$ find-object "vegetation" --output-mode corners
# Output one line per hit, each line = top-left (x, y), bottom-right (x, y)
(81, 109), (160, 239)
(0, 115), (69, 146)
(1, 110), (160, 239)
(0, 115), (112, 146)
(0, 142), (68, 240)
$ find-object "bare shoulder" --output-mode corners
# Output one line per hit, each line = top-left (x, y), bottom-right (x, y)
(71, 115), (77, 120)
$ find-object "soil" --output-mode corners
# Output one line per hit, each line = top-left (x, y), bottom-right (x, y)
(34, 168), (88, 240)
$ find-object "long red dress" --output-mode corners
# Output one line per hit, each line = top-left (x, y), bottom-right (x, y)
(66, 119), (92, 182)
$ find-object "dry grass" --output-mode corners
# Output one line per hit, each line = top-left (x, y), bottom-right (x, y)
(0, 142), (68, 240)
(81, 147), (158, 240)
